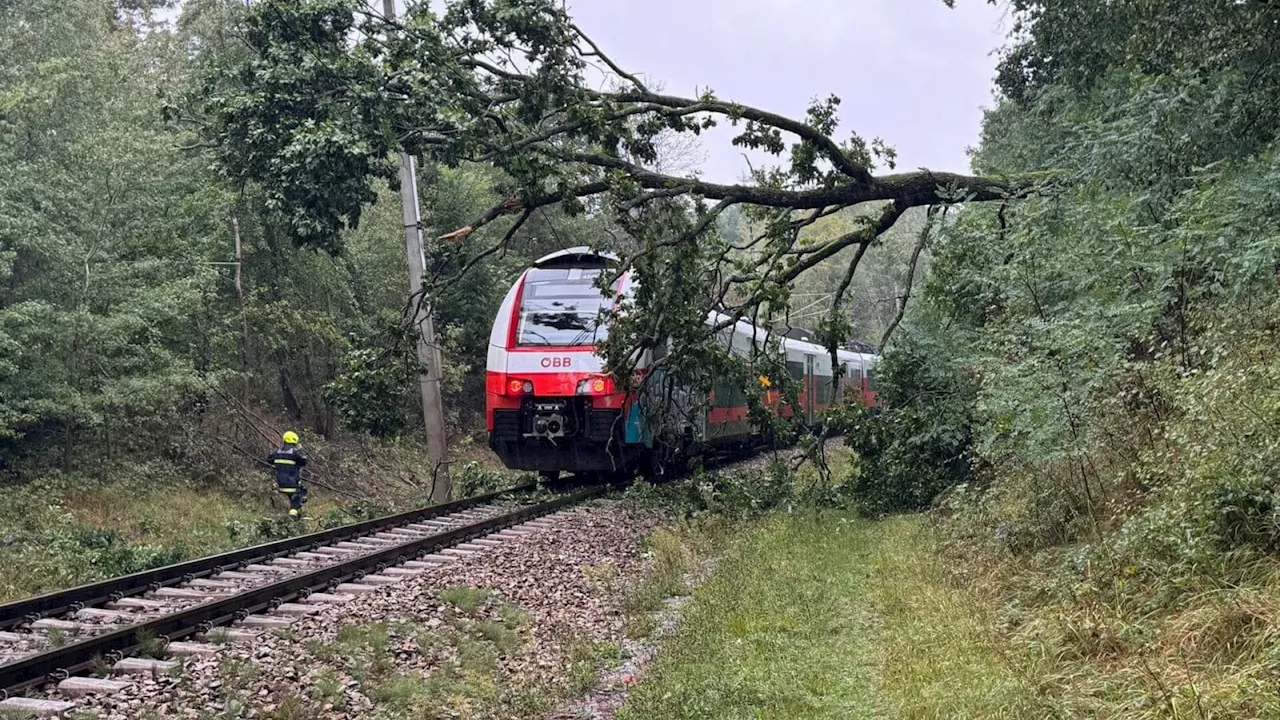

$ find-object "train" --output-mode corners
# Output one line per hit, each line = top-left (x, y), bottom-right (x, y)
(484, 247), (879, 478)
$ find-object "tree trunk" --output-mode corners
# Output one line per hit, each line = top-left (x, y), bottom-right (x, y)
(277, 357), (303, 421)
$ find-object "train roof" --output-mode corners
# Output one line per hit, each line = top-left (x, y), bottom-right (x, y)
(532, 246), (620, 269)
(521, 249), (877, 361)
(705, 310), (875, 362)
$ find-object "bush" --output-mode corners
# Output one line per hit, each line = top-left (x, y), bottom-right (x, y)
(625, 460), (801, 519)
(318, 501), (393, 529)
(454, 461), (525, 498)
(58, 527), (187, 577)
(835, 331), (978, 516)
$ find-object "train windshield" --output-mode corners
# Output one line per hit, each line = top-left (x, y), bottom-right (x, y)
(516, 268), (617, 347)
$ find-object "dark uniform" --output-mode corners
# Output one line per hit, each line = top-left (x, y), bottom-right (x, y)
(269, 444), (309, 517)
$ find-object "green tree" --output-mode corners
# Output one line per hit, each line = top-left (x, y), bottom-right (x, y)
(0, 0), (232, 470)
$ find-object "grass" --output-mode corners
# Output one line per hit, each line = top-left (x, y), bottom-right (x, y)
(618, 513), (1043, 720)
(0, 441), (527, 604)
(310, 668), (347, 710)
(861, 517), (1046, 718)
(133, 629), (166, 658)
(260, 694), (317, 720)
(438, 586), (491, 615)
(622, 527), (695, 614)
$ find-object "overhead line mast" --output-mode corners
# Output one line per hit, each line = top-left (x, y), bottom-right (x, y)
(383, 0), (451, 501)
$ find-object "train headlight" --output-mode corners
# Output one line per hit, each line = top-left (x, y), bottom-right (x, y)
(508, 379), (534, 394)
(576, 377), (612, 395)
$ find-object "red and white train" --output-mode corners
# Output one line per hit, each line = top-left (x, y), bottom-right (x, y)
(485, 247), (879, 477)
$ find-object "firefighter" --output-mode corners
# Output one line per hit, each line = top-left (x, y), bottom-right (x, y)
(269, 430), (309, 518)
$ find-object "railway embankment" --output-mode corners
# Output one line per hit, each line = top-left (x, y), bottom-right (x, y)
(4, 499), (668, 718)
(0, 443), (517, 605)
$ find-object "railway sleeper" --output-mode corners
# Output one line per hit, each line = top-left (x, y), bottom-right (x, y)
(56, 676), (133, 698)
(196, 628), (258, 643)
(236, 615), (294, 629)
(164, 642), (222, 657)
(302, 593), (352, 604)
(333, 583), (379, 595)
(270, 603), (320, 617)
(106, 598), (169, 612)
(113, 657), (178, 676)
(376, 563), (422, 573)
(74, 608), (136, 623)
(0, 696), (76, 717)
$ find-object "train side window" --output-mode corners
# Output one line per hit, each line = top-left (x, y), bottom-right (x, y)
(712, 377), (734, 407)
(651, 341), (668, 362)
(867, 369), (878, 391)
(817, 375), (833, 404)
(786, 361), (804, 381)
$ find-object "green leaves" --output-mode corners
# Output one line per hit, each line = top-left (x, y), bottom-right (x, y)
(323, 327), (418, 439)
(0, 0), (230, 459)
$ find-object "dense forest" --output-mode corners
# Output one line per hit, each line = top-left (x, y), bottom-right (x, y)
(6, 0), (1280, 713)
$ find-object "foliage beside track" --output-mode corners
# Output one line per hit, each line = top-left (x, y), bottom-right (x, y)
(821, 2), (1280, 716)
(0, 448), (528, 603)
(0, 0), (620, 481)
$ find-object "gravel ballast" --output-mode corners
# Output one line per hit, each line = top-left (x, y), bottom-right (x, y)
(47, 499), (669, 720)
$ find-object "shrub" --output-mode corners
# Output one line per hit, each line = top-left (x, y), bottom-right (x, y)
(60, 527), (186, 577)
(835, 331), (978, 516)
(454, 461), (523, 498)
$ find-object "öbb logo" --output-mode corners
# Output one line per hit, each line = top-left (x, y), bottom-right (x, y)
(540, 357), (572, 369)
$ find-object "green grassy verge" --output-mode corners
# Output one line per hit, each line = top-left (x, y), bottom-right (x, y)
(0, 451), (526, 602)
(619, 513), (1044, 720)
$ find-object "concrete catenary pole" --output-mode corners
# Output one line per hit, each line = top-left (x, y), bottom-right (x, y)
(383, 0), (451, 501)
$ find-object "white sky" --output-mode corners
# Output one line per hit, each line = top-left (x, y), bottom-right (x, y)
(566, 0), (1010, 182)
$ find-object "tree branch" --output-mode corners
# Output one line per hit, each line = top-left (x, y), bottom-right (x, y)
(880, 205), (941, 349)
(440, 180), (609, 242)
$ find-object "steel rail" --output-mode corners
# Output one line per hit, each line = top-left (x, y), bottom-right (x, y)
(0, 481), (538, 631)
(0, 485), (606, 697)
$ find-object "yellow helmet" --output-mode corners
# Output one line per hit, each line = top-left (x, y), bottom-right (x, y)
(282, 430), (299, 445)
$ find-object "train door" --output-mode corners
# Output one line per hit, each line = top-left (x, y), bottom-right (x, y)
(804, 354), (816, 424)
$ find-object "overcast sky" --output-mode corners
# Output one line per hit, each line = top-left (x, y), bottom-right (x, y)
(165, 0), (1009, 182)
(566, 0), (1009, 183)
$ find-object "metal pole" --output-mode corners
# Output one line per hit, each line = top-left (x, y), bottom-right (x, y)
(384, 0), (451, 501)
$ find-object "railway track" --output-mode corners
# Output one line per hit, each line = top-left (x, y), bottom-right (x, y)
(0, 482), (607, 714)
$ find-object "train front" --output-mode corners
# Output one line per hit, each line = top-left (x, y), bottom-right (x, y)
(484, 248), (642, 478)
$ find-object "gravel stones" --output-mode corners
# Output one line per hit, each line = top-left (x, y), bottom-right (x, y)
(56, 499), (667, 720)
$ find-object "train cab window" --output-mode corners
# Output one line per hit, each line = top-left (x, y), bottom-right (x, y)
(516, 268), (619, 347)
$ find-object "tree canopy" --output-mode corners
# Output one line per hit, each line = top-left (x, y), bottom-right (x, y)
(195, 0), (1046, 407)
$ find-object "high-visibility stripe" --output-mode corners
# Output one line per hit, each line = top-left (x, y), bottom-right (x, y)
(274, 459), (296, 465)
(278, 488), (296, 494)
